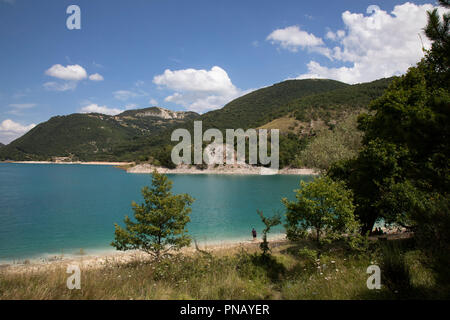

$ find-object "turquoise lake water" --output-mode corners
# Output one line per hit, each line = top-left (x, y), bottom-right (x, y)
(0, 163), (313, 262)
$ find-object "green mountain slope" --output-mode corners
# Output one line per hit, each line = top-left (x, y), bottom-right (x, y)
(199, 79), (349, 130)
(0, 78), (394, 164)
(109, 77), (394, 166)
(0, 107), (199, 161)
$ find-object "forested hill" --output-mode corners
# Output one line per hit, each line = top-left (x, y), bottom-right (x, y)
(199, 79), (349, 130)
(0, 107), (199, 161)
(0, 77), (394, 163)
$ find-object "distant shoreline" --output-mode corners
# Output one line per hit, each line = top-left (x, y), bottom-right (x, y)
(1, 161), (319, 175)
(127, 163), (319, 175)
(2, 161), (134, 166)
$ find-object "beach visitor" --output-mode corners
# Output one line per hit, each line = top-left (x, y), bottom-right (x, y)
(252, 228), (257, 241)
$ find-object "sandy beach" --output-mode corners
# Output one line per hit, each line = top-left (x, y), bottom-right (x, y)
(0, 234), (288, 274)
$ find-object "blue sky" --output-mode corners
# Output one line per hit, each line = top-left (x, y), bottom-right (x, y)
(0, 0), (441, 143)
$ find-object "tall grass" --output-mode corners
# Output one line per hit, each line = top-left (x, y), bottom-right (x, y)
(0, 240), (447, 300)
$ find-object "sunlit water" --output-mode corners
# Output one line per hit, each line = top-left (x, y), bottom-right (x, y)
(0, 163), (313, 262)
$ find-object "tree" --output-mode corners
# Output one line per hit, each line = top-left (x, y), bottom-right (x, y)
(282, 176), (358, 245)
(328, 139), (410, 233)
(156, 145), (177, 169)
(257, 210), (281, 256)
(423, 0), (449, 89)
(329, 2), (450, 234)
(111, 170), (194, 259)
(297, 113), (363, 171)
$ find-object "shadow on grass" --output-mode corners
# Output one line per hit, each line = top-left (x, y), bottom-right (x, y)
(236, 250), (286, 283)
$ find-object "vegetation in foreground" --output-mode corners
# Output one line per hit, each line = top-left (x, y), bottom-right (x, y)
(1, 237), (448, 300)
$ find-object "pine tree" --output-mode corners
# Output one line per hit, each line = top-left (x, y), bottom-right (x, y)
(111, 170), (194, 259)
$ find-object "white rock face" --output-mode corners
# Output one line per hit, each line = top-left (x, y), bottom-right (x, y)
(203, 143), (239, 165)
(135, 107), (191, 120)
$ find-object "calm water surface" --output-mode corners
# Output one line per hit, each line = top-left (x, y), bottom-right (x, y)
(0, 163), (313, 261)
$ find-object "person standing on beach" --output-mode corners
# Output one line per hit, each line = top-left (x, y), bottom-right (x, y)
(252, 228), (257, 241)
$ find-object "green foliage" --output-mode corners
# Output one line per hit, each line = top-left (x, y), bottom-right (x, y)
(328, 4), (450, 235)
(256, 210), (281, 256)
(200, 79), (349, 131)
(286, 78), (394, 123)
(297, 113), (363, 171)
(297, 247), (319, 264)
(0, 108), (199, 162)
(111, 170), (194, 259)
(271, 78), (392, 168)
(283, 176), (358, 245)
(423, 0), (450, 89)
(380, 241), (413, 293)
(328, 139), (410, 233)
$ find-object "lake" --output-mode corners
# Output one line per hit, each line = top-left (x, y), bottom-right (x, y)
(0, 163), (313, 262)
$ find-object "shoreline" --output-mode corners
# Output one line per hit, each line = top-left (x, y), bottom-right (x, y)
(1, 161), (319, 175)
(127, 163), (318, 175)
(0, 234), (287, 274)
(2, 161), (134, 166)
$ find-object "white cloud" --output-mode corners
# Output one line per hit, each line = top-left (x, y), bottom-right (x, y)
(89, 73), (104, 81)
(326, 30), (345, 41)
(149, 98), (158, 106)
(295, 3), (445, 84)
(0, 119), (36, 144)
(45, 64), (87, 81)
(267, 25), (324, 52)
(153, 66), (245, 113)
(9, 103), (36, 109)
(113, 90), (140, 101)
(80, 104), (124, 116)
(43, 81), (77, 92)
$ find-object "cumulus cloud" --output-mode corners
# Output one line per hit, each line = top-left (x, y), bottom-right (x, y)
(153, 66), (245, 113)
(45, 64), (88, 81)
(80, 104), (124, 116)
(294, 2), (444, 84)
(149, 98), (158, 106)
(267, 26), (328, 56)
(89, 73), (104, 81)
(0, 119), (36, 144)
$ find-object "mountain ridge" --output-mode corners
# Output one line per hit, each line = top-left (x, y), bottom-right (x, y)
(0, 77), (395, 164)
